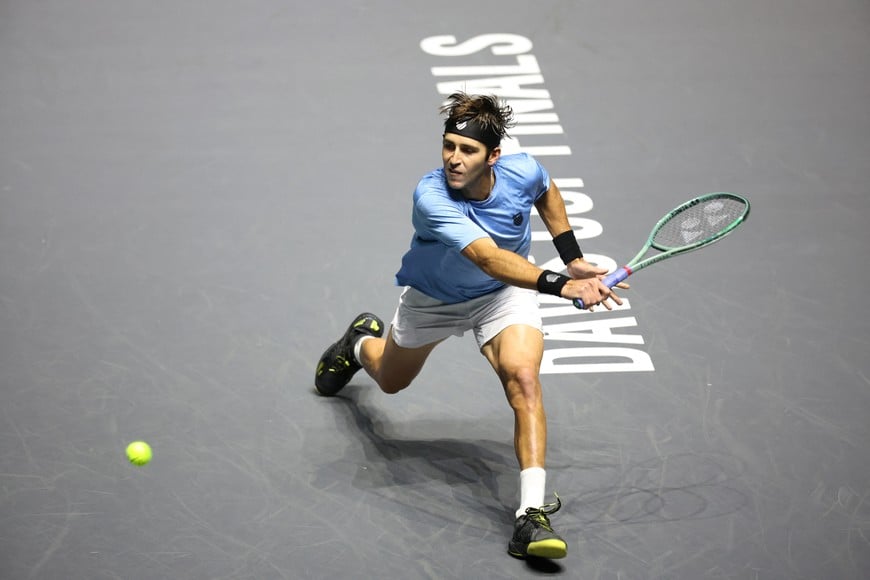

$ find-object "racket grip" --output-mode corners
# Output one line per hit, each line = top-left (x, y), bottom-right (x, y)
(572, 267), (632, 309)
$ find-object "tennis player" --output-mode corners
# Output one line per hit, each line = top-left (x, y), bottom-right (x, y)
(314, 92), (622, 559)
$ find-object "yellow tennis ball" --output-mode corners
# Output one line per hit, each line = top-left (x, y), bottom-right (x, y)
(126, 441), (152, 466)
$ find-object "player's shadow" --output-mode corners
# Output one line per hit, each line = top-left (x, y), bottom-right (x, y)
(324, 386), (514, 521)
(316, 386), (564, 573)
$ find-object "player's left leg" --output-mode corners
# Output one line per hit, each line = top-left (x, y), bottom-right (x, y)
(481, 323), (567, 560)
(481, 323), (547, 470)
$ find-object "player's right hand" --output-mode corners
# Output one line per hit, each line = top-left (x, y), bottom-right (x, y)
(562, 278), (623, 310)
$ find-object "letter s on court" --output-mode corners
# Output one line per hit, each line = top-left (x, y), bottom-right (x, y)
(420, 34), (533, 56)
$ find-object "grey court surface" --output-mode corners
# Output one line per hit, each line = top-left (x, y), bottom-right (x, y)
(2, 1), (869, 579)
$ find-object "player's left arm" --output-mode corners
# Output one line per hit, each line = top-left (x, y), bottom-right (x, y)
(533, 181), (604, 280)
(533, 180), (572, 238)
(534, 180), (629, 294)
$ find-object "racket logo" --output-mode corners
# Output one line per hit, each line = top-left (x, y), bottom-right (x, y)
(680, 217), (703, 243)
(680, 200), (730, 242)
(704, 201), (729, 226)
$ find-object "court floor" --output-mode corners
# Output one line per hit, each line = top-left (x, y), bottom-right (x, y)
(1, 1), (869, 578)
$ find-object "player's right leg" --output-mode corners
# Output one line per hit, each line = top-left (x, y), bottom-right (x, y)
(314, 287), (462, 396)
(314, 321), (440, 396)
(359, 330), (442, 394)
(314, 312), (385, 396)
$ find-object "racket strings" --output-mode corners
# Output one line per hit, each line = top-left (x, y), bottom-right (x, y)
(652, 197), (747, 250)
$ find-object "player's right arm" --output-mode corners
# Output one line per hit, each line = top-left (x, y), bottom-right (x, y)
(461, 237), (619, 309)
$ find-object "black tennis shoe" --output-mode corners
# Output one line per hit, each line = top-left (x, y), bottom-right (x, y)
(508, 495), (567, 560)
(314, 312), (384, 396)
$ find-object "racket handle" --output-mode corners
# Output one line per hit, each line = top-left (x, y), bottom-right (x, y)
(572, 267), (632, 309)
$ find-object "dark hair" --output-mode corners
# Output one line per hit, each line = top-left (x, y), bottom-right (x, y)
(439, 92), (514, 147)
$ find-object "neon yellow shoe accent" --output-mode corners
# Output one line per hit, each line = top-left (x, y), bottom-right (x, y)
(526, 538), (567, 559)
(315, 312), (384, 396)
(353, 318), (380, 333)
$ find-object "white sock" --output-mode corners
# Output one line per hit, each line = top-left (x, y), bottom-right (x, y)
(353, 335), (374, 366)
(516, 467), (546, 519)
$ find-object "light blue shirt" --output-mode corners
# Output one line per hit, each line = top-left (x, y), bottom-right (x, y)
(395, 153), (550, 303)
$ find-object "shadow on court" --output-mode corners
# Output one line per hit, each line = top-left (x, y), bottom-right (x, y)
(312, 387), (568, 574)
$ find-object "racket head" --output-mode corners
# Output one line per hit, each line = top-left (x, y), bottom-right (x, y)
(648, 192), (750, 254)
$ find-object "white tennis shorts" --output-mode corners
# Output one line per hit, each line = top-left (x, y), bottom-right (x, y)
(390, 285), (543, 349)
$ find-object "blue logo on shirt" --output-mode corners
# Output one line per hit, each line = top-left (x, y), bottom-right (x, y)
(513, 212), (523, 226)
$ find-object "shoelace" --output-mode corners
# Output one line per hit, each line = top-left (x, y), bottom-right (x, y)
(329, 355), (352, 371)
(524, 494), (562, 528)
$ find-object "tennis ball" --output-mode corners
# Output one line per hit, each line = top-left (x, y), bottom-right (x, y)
(126, 441), (152, 466)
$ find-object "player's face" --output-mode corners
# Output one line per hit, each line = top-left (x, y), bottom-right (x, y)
(442, 133), (497, 195)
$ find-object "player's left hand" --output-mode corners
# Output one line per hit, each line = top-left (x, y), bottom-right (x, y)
(565, 258), (605, 280)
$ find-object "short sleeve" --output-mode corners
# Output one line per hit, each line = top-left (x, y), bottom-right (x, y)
(413, 191), (490, 251)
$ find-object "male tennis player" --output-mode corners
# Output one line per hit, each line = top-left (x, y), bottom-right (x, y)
(314, 92), (622, 560)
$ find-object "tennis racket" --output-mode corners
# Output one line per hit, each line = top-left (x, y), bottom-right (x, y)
(574, 192), (750, 309)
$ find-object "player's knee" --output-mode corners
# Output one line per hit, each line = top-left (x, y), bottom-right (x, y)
(375, 373), (413, 395)
(502, 366), (542, 407)
(505, 365), (539, 389)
